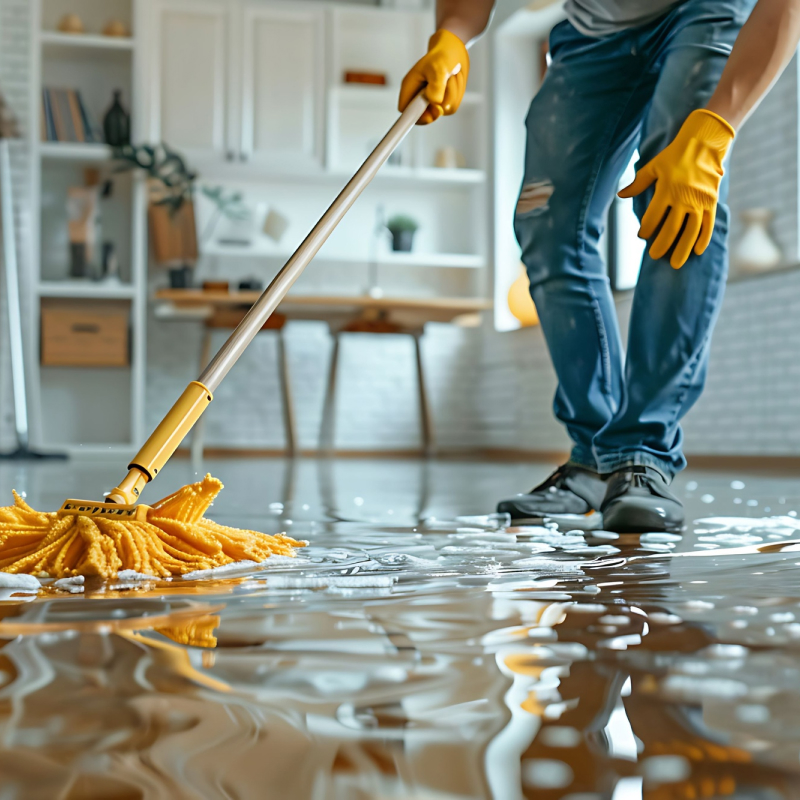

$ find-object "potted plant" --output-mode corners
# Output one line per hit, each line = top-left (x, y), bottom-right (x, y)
(386, 214), (419, 252)
(112, 143), (198, 288)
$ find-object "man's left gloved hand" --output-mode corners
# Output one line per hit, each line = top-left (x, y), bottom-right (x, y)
(619, 108), (735, 269)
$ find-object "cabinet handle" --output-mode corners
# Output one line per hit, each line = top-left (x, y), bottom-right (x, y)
(239, 152), (249, 162)
(226, 151), (235, 161)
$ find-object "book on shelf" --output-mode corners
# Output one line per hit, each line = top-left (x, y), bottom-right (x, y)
(41, 88), (101, 144)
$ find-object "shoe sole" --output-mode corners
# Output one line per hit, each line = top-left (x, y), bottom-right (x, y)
(510, 511), (605, 531)
(605, 521), (686, 535)
(602, 507), (685, 535)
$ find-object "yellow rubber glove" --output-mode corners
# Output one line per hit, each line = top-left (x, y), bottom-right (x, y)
(618, 109), (735, 269)
(398, 29), (469, 125)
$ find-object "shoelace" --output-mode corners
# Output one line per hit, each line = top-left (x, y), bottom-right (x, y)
(531, 466), (569, 493)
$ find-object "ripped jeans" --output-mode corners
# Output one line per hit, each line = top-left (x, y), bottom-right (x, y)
(514, 0), (755, 478)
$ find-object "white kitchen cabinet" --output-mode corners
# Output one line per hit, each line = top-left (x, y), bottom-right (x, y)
(240, 4), (325, 169)
(148, 0), (235, 162)
(148, 0), (324, 169)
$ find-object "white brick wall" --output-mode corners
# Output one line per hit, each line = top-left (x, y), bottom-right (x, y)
(683, 271), (800, 455)
(728, 56), (798, 264)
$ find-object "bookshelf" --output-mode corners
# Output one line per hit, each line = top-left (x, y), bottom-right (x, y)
(28, 0), (146, 454)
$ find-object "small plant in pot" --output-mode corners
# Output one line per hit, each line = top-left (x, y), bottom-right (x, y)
(387, 215), (419, 252)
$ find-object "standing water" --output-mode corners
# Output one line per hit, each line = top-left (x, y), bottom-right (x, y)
(0, 458), (799, 799)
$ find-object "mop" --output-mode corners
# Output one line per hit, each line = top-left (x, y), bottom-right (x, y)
(0, 92), (430, 580)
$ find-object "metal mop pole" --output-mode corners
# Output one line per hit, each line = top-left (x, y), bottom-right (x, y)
(0, 137), (65, 459)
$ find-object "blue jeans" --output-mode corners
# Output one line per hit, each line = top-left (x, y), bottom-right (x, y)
(514, 0), (755, 479)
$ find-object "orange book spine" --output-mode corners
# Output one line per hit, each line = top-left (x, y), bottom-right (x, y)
(67, 90), (85, 142)
(49, 89), (66, 141)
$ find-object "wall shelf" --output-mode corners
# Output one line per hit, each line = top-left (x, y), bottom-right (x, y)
(38, 281), (136, 300)
(200, 245), (485, 269)
(40, 142), (113, 161)
(332, 84), (485, 109)
(194, 161), (485, 187)
(381, 166), (486, 185)
(380, 252), (485, 269)
(40, 31), (135, 50)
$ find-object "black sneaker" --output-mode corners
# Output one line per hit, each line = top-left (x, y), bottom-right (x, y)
(600, 465), (685, 533)
(497, 464), (607, 529)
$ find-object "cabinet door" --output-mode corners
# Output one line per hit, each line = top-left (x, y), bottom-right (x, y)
(240, 4), (325, 169)
(149, 0), (233, 161)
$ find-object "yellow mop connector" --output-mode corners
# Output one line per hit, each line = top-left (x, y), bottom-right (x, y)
(57, 501), (150, 521)
(106, 381), (213, 506)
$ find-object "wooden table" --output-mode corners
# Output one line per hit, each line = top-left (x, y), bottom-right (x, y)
(154, 290), (493, 455)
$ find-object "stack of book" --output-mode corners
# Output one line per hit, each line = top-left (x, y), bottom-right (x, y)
(41, 88), (101, 143)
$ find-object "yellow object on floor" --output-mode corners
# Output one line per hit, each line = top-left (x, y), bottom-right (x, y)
(0, 475), (304, 580)
(508, 265), (539, 328)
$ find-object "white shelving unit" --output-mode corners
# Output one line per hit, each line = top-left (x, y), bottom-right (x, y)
(24, 0), (490, 453)
(323, 5), (488, 287)
(28, 0), (147, 455)
(147, 0), (490, 295)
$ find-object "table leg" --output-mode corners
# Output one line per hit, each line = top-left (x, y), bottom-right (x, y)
(191, 327), (213, 465)
(276, 328), (298, 456)
(413, 331), (435, 457)
(319, 331), (340, 455)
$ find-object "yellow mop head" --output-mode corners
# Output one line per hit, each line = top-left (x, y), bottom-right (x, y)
(0, 475), (304, 580)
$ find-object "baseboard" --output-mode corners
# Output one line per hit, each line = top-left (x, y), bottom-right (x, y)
(175, 447), (800, 473)
(684, 454), (800, 473)
(174, 446), (569, 461)
(175, 447), (428, 460)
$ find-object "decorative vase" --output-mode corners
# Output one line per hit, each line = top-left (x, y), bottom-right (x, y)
(58, 14), (84, 33)
(434, 146), (466, 169)
(507, 264), (539, 327)
(168, 265), (193, 289)
(103, 91), (131, 147)
(103, 19), (129, 37)
(100, 241), (121, 283)
(391, 230), (415, 252)
(734, 208), (782, 276)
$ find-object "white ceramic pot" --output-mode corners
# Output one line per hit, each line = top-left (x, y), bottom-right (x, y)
(734, 208), (782, 276)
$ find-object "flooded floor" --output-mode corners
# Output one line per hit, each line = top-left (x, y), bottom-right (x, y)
(1, 456), (800, 799)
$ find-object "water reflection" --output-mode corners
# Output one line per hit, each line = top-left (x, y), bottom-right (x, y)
(2, 463), (800, 797)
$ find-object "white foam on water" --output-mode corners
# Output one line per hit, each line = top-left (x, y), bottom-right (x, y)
(116, 570), (159, 581)
(0, 573), (40, 592)
(53, 576), (85, 594)
(266, 575), (396, 590)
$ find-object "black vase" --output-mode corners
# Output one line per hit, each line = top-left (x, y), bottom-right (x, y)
(103, 90), (130, 147)
(169, 265), (193, 289)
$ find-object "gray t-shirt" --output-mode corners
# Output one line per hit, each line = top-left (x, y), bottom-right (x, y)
(564, 0), (685, 36)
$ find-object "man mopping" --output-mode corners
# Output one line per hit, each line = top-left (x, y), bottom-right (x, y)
(399, 0), (800, 533)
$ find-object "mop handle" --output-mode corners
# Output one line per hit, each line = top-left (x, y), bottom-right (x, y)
(200, 91), (429, 391)
(107, 92), (429, 504)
